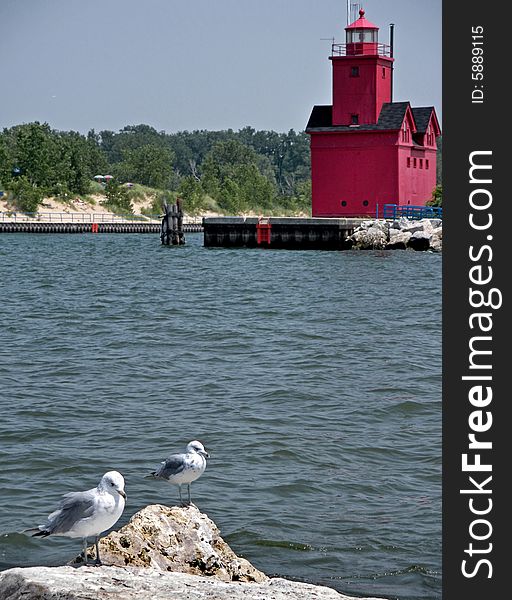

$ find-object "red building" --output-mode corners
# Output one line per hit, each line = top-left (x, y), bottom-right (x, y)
(306, 9), (441, 218)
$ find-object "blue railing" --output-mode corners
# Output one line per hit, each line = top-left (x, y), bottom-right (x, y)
(382, 204), (442, 220)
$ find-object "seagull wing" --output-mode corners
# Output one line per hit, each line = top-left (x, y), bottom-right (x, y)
(153, 454), (186, 480)
(35, 489), (96, 536)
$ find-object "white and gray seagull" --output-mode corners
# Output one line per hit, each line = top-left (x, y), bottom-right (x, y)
(31, 471), (126, 565)
(150, 440), (209, 505)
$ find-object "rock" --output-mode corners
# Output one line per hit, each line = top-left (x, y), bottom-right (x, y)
(0, 565), (388, 600)
(407, 230), (432, 251)
(70, 504), (267, 583)
(2, 504), (388, 600)
(386, 229), (412, 249)
(400, 222), (424, 235)
(348, 217), (442, 251)
(349, 226), (387, 249)
(430, 228), (443, 252)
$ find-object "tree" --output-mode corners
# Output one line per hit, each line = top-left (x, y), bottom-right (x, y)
(5, 122), (59, 190)
(9, 175), (46, 213)
(57, 132), (94, 196)
(201, 140), (278, 213)
(177, 176), (205, 214)
(428, 184), (442, 207)
(114, 144), (175, 189)
(102, 179), (132, 212)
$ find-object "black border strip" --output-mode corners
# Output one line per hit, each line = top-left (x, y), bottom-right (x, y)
(443, 1), (507, 597)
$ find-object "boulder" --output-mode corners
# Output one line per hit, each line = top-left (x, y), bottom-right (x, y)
(70, 504), (266, 583)
(430, 228), (443, 252)
(407, 230), (432, 251)
(0, 565), (388, 600)
(349, 217), (442, 251)
(400, 222), (424, 235)
(386, 229), (412, 249)
(349, 226), (387, 249)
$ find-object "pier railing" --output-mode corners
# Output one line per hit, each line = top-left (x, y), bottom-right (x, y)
(381, 204), (443, 220)
(0, 211), (204, 225)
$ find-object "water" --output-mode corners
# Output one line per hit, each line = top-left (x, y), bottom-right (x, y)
(0, 233), (441, 600)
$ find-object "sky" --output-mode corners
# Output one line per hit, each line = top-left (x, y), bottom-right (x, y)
(0, 0), (441, 135)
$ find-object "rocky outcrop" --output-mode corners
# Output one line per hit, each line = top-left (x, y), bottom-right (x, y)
(0, 504), (388, 600)
(348, 217), (442, 251)
(71, 504), (266, 583)
(0, 565), (387, 600)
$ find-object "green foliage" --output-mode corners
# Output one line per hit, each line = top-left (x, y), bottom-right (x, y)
(9, 175), (46, 213)
(97, 125), (310, 212)
(102, 179), (132, 213)
(200, 140), (278, 213)
(0, 121), (320, 216)
(427, 184), (442, 207)
(177, 176), (205, 214)
(113, 144), (175, 189)
(0, 122), (110, 211)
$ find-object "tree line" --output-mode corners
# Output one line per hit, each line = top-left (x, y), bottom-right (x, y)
(0, 122), (312, 215)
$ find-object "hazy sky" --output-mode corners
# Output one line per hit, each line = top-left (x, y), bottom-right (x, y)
(0, 0), (441, 134)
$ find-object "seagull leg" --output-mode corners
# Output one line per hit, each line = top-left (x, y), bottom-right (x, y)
(178, 484), (183, 505)
(94, 535), (102, 566)
(187, 484), (191, 505)
(82, 538), (88, 565)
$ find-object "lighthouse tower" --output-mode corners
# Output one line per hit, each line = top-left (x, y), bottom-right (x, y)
(306, 9), (440, 217)
(331, 9), (393, 126)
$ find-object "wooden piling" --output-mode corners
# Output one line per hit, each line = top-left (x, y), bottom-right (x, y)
(160, 199), (186, 246)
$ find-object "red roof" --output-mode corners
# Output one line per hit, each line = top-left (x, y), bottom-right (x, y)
(346, 9), (379, 30)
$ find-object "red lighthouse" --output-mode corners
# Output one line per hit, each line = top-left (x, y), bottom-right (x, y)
(306, 9), (441, 217)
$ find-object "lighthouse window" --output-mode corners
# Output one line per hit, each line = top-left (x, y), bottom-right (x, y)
(362, 200), (369, 207)
(351, 114), (359, 125)
(341, 200), (347, 207)
(350, 66), (360, 77)
(426, 159), (430, 169)
(407, 157), (411, 168)
(382, 68), (386, 78)
(419, 159), (423, 169)
(413, 158), (417, 168)
(401, 121), (410, 143)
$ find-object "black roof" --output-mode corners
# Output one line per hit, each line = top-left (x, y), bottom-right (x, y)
(306, 102), (436, 133)
(306, 105), (333, 129)
(377, 102), (410, 129)
(411, 107), (435, 133)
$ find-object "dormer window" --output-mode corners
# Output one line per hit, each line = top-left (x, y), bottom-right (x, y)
(426, 126), (435, 146)
(350, 66), (360, 77)
(401, 121), (409, 143)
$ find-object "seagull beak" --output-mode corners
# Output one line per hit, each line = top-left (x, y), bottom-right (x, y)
(119, 490), (127, 499)
(202, 450), (210, 459)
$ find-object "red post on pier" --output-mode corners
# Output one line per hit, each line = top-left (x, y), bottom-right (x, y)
(256, 218), (271, 245)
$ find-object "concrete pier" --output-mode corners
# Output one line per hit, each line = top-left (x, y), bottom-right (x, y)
(203, 217), (364, 250)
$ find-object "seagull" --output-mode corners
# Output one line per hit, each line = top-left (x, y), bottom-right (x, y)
(150, 440), (209, 505)
(31, 471), (126, 565)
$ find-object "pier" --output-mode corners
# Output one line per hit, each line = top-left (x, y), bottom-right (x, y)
(0, 211), (203, 235)
(0, 222), (203, 234)
(203, 217), (363, 250)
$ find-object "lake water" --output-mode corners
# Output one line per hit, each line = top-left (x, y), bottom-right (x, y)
(0, 233), (441, 600)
